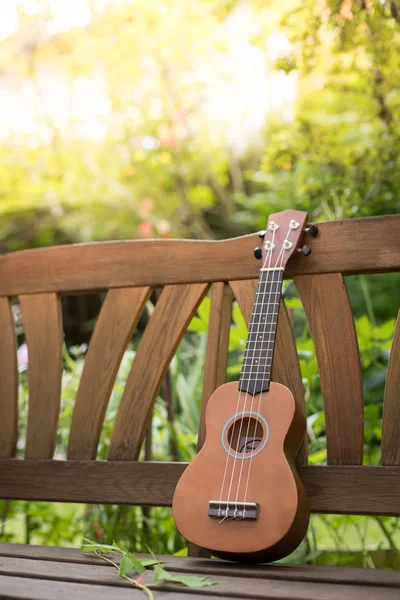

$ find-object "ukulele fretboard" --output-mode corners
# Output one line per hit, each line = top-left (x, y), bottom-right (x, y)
(238, 269), (284, 396)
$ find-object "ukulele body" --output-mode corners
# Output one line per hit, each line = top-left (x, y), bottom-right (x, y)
(172, 381), (309, 563)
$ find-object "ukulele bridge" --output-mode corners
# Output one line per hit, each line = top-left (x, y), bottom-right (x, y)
(208, 501), (259, 520)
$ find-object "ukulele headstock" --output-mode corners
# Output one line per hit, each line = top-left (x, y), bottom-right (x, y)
(254, 210), (317, 270)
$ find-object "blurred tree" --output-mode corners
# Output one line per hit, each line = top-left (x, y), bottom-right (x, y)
(0, 1), (398, 251)
(257, 0), (400, 219)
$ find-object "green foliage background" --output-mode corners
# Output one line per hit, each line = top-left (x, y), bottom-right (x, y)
(1, 0), (399, 568)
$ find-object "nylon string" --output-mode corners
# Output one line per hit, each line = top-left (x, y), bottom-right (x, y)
(232, 233), (288, 512)
(241, 224), (294, 512)
(222, 228), (277, 518)
(216, 230), (276, 522)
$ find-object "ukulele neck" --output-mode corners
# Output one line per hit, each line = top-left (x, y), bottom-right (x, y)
(238, 267), (284, 396)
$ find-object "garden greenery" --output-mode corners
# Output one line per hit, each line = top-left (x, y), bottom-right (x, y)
(0, 0), (399, 568)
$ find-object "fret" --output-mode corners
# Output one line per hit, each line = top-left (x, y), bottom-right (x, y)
(253, 296), (280, 303)
(255, 296), (281, 300)
(242, 355), (273, 371)
(253, 301), (280, 306)
(242, 366), (272, 373)
(243, 352), (273, 355)
(241, 368), (272, 374)
(250, 312), (279, 327)
(248, 327), (277, 331)
(242, 353), (274, 359)
(246, 342), (275, 349)
(243, 352), (274, 360)
(255, 287), (281, 294)
(246, 338), (275, 350)
(254, 289), (281, 294)
(248, 325), (278, 331)
(242, 354), (274, 360)
(258, 281), (283, 288)
(239, 268), (284, 395)
(242, 354), (273, 361)
(239, 377), (272, 381)
(242, 356), (273, 371)
(243, 350), (274, 359)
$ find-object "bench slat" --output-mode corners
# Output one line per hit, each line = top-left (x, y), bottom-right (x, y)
(0, 576), (202, 600)
(1, 460), (399, 515)
(1, 544), (399, 588)
(295, 274), (364, 465)
(1, 215), (399, 297)
(0, 298), (18, 458)
(67, 286), (151, 460)
(190, 282), (233, 558)
(108, 283), (209, 460)
(20, 293), (63, 459)
(0, 556), (399, 600)
(229, 279), (307, 464)
(198, 282), (232, 450)
(382, 311), (400, 465)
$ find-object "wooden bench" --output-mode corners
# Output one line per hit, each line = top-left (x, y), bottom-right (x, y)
(0, 214), (400, 599)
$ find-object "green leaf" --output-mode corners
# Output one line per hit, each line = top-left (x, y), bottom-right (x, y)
(153, 565), (169, 582)
(126, 554), (147, 575)
(119, 556), (134, 576)
(167, 574), (217, 588)
(141, 558), (162, 567)
(152, 566), (217, 588)
(81, 542), (120, 554)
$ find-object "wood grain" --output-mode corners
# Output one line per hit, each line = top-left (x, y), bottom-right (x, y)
(19, 294), (63, 459)
(382, 311), (400, 465)
(0, 576), (207, 600)
(108, 283), (209, 460)
(1, 215), (399, 296)
(295, 274), (364, 465)
(0, 459), (185, 505)
(0, 298), (18, 457)
(197, 283), (232, 450)
(67, 287), (151, 460)
(1, 460), (399, 516)
(229, 279), (258, 328)
(0, 557), (219, 599)
(0, 556), (399, 600)
(190, 283), (232, 558)
(1, 544), (400, 588)
(229, 279), (307, 464)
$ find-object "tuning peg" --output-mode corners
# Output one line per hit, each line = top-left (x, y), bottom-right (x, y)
(298, 244), (312, 256)
(258, 230), (266, 238)
(254, 247), (263, 259)
(305, 223), (318, 237)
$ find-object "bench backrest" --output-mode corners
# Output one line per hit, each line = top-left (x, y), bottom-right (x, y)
(0, 215), (399, 517)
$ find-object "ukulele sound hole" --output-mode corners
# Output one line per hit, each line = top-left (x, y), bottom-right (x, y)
(221, 411), (269, 459)
(227, 417), (263, 454)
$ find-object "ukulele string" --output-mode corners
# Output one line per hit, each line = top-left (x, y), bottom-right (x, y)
(221, 228), (277, 522)
(215, 256), (272, 523)
(232, 235), (287, 511)
(217, 239), (275, 524)
(241, 224), (293, 513)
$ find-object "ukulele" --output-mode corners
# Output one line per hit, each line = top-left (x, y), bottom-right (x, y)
(172, 210), (313, 563)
